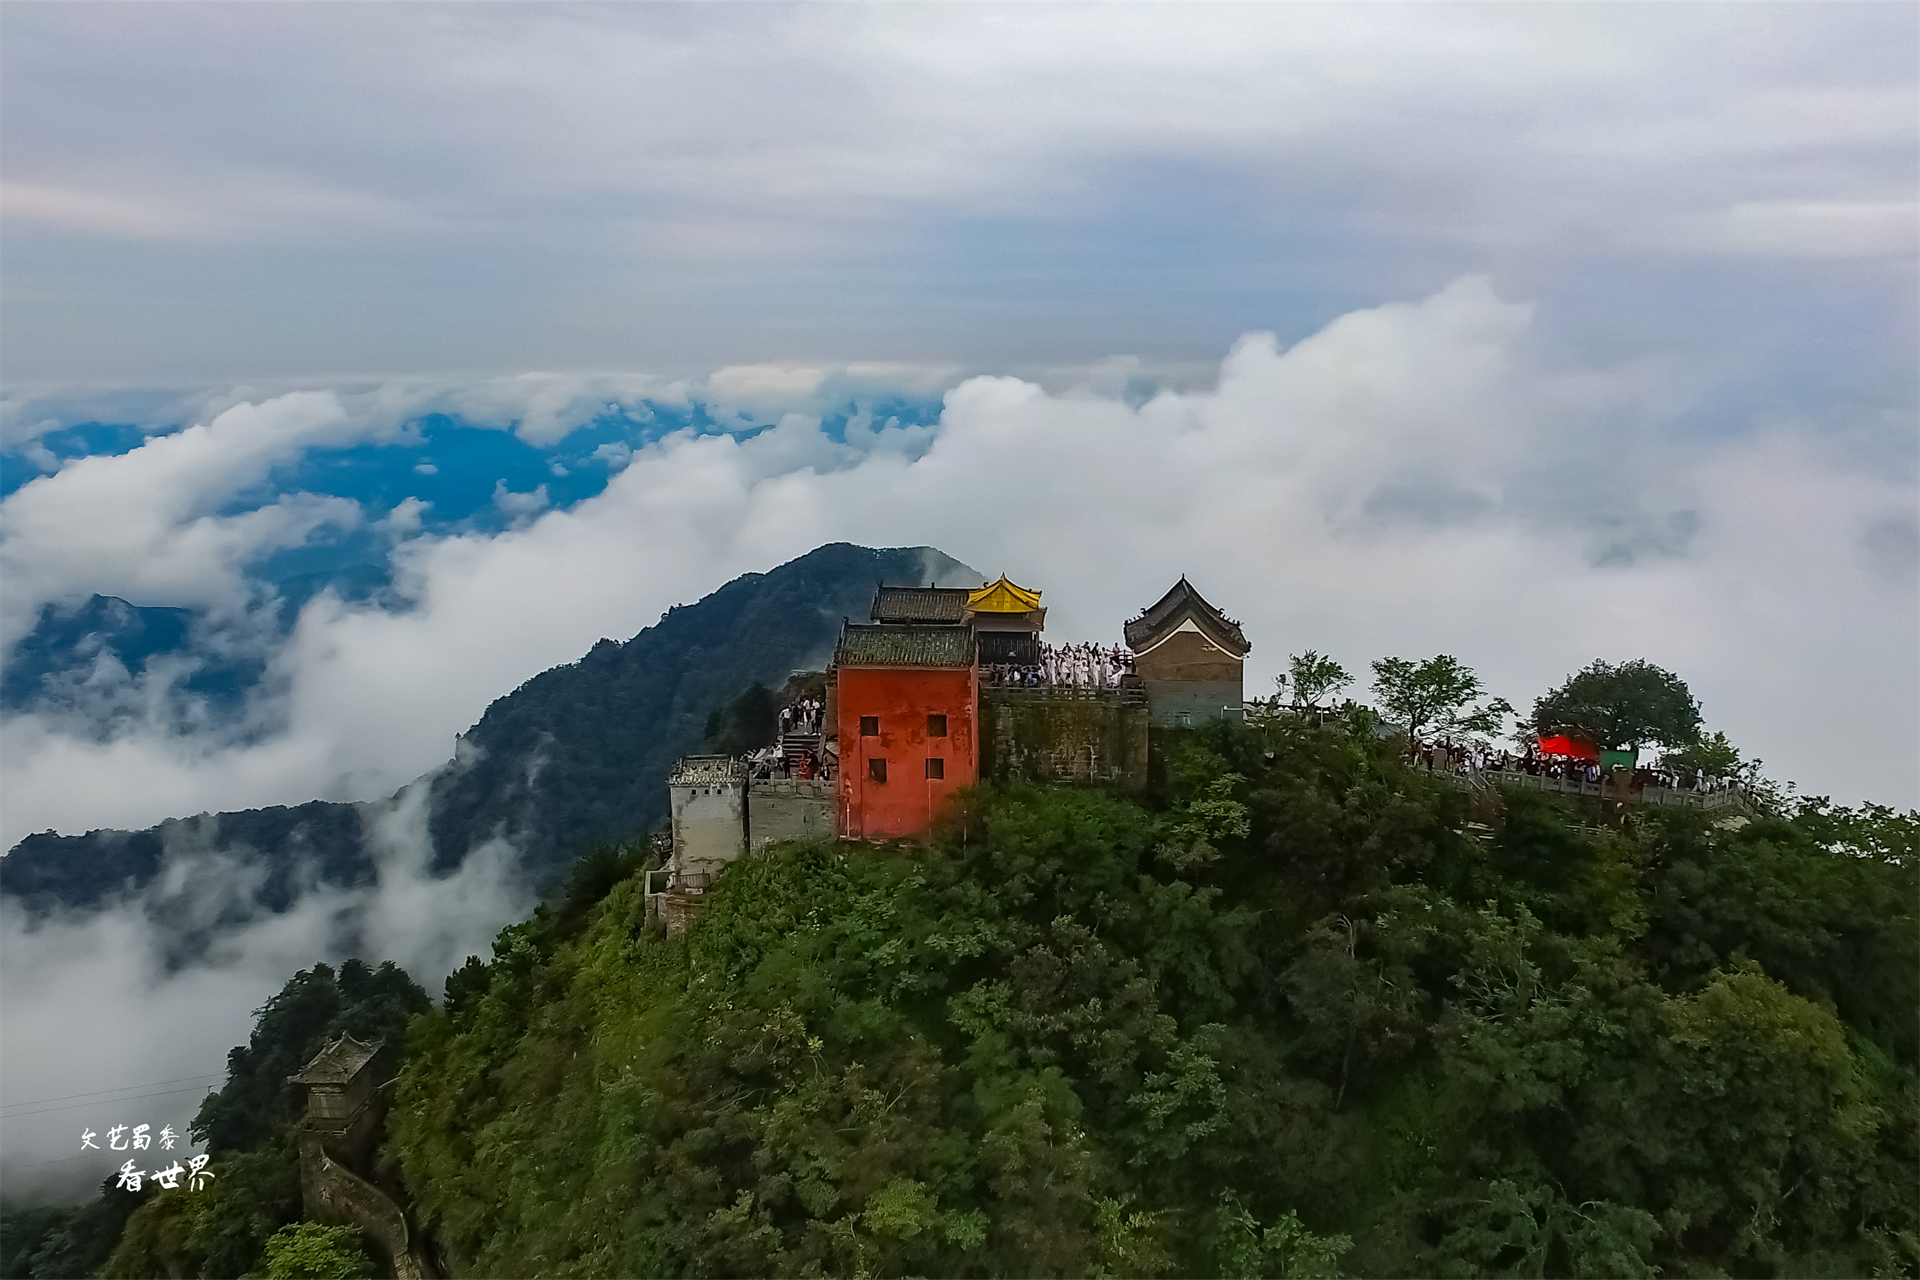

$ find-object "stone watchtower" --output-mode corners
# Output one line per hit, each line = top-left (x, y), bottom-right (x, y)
(289, 1034), (437, 1279)
(289, 1033), (385, 1174)
(1124, 577), (1250, 728)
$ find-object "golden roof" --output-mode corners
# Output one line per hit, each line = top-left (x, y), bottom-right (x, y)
(966, 576), (1042, 614)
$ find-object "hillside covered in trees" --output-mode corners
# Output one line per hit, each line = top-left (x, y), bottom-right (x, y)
(381, 714), (1914, 1277)
(14, 709), (1913, 1278)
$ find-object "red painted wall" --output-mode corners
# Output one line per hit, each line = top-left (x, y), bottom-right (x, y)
(835, 666), (978, 839)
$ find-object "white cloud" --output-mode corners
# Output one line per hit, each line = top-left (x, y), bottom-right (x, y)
(0, 180), (214, 240)
(705, 363), (832, 415)
(491, 479), (549, 522)
(0, 777), (531, 1201)
(2, 278), (1909, 859)
(591, 441), (633, 471)
(0, 391), (382, 646)
(5, 6), (1908, 270)
(2, 279), (1913, 1209)
(1709, 199), (1919, 259)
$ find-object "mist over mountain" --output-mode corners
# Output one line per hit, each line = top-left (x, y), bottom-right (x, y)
(1, 543), (977, 923)
(1, 595), (263, 727)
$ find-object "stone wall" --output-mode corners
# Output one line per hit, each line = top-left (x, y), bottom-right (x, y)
(749, 778), (835, 849)
(979, 686), (1149, 788)
(1134, 629), (1245, 728)
(1141, 679), (1246, 728)
(670, 776), (746, 877)
(299, 1134), (435, 1279)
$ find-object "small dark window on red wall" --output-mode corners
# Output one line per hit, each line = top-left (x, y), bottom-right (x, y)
(927, 714), (947, 736)
(925, 757), (944, 779)
(869, 758), (887, 783)
(859, 716), (879, 736)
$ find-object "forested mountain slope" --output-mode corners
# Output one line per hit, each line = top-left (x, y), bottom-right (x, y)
(2, 544), (976, 914)
(385, 718), (1918, 1278)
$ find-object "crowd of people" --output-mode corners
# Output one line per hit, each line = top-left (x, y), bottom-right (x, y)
(740, 696), (832, 781)
(779, 697), (824, 737)
(750, 742), (833, 782)
(982, 641), (1134, 689)
(1408, 741), (1743, 793)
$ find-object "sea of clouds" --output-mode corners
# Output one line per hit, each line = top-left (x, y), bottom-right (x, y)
(2, 277), (1914, 1198)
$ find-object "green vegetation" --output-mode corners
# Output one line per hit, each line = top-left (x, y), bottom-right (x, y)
(1278, 651), (1354, 709)
(1370, 655), (1515, 745)
(1530, 659), (1703, 755)
(260, 1223), (374, 1279)
(14, 628), (1915, 1277)
(385, 715), (1917, 1277)
(0, 1181), (147, 1280)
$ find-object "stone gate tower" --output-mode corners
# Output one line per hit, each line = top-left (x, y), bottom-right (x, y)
(1123, 577), (1250, 727)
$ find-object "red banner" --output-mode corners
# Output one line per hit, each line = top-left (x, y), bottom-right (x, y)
(1536, 735), (1599, 761)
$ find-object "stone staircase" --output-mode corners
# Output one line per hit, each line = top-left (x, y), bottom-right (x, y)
(779, 731), (821, 771)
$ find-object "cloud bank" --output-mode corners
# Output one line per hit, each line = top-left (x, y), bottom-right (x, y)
(2, 5), (1910, 381)
(3, 277), (1912, 860)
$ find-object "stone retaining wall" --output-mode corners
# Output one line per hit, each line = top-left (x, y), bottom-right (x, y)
(979, 686), (1149, 788)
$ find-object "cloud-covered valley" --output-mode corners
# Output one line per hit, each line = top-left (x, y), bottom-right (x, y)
(4, 277), (1913, 856)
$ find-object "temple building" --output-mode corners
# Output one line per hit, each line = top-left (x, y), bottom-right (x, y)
(830, 622), (979, 840)
(1124, 576), (1250, 728)
(654, 571), (1249, 925)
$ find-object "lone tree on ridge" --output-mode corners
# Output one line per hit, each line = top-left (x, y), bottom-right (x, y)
(1284, 651), (1354, 708)
(1529, 659), (1702, 758)
(1370, 655), (1513, 747)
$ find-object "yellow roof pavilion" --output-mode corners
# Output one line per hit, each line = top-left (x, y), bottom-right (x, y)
(966, 576), (1042, 613)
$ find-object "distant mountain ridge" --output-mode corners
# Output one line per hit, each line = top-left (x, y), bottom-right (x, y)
(1, 543), (978, 918)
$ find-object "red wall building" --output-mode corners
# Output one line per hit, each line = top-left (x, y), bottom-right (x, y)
(832, 625), (978, 840)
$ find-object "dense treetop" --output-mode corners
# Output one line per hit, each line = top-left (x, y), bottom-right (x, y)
(1529, 659), (1703, 754)
(383, 714), (1916, 1278)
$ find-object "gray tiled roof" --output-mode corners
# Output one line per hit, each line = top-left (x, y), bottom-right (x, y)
(1123, 577), (1250, 655)
(288, 1033), (382, 1086)
(834, 624), (975, 668)
(871, 586), (970, 623)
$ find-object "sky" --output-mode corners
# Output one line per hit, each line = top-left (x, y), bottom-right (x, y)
(1, 2), (1915, 1200)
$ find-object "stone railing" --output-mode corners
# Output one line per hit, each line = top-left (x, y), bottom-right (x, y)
(751, 777), (834, 797)
(669, 755), (747, 787)
(1470, 771), (1604, 799)
(1636, 783), (1753, 813)
(981, 683), (1148, 704)
(1452, 769), (1755, 813)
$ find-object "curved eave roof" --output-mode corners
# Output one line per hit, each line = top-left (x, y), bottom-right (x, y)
(1123, 577), (1250, 656)
(966, 575), (1042, 613)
